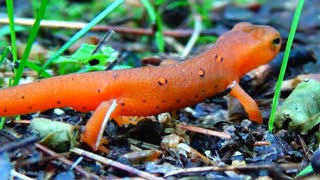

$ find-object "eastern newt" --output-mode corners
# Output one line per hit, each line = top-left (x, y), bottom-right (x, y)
(0, 22), (281, 150)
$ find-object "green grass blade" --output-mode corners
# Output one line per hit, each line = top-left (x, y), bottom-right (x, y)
(25, 61), (50, 74)
(296, 165), (313, 177)
(12, 0), (49, 85)
(5, 0), (18, 63)
(140, 0), (164, 52)
(268, 0), (305, 132)
(140, 0), (156, 22)
(40, 0), (125, 76)
(0, 44), (8, 128)
(155, 16), (164, 52)
(0, 117), (5, 129)
(0, 47), (9, 66)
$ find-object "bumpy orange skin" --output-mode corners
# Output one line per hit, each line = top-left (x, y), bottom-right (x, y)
(0, 22), (281, 150)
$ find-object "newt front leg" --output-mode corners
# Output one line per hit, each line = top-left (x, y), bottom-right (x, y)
(81, 100), (120, 151)
(229, 82), (263, 124)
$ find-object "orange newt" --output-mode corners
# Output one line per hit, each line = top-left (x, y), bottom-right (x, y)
(0, 22), (281, 151)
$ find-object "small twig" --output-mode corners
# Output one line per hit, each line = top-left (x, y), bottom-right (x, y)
(164, 163), (302, 178)
(91, 30), (114, 55)
(180, 14), (202, 59)
(253, 141), (270, 146)
(91, 30), (121, 70)
(70, 156), (84, 171)
(297, 135), (313, 160)
(189, 146), (217, 165)
(11, 170), (34, 180)
(10, 120), (31, 124)
(0, 135), (39, 153)
(180, 0), (203, 59)
(177, 123), (231, 139)
(128, 138), (160, 150)
(177, 124), (269, 147)
(35, 144), (94, 178)
(0, 17), (218, 38)
(95, 99), (117, 151)
(71, 147), (163, 180)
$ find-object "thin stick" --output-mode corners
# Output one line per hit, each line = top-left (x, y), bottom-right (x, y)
(71, 147), (163, 180)
(164, 163), (301, 178)
(11, 170), (34, 180)
(35, 144), (94, 178)
(95, 99), (117, 150)
(177, 124), (231, 139)
(0, 17), (217, 38)
(180, 0), (202, 59)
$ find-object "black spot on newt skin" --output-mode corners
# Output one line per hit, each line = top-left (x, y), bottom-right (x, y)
(214, 84), (218, 88)
(121, 102), (125, 106)
(214, 54), (224, 63)
(198, 68), (205, 78)
(194, 95), (199, 98)
(21, 96), (25, 99)
(158, 77), (168, 86)
(176, 99), (180, 103)
(162, 100), (166, 103)
(156, 106), (160, 109)
(214, 54), (218, 62)
(28, 107), (32, 110)
(4, 109), (7, 112)
(97, 89), (101, 93)
(57, 101), (61, 104)
(143, 100), (146, 103)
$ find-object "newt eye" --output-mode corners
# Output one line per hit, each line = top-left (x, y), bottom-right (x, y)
(272, 37), (281, 46)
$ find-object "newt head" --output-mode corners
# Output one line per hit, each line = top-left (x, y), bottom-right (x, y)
(217, 22), (281, 77)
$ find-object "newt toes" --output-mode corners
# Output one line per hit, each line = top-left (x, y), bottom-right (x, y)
(0, 22), (281, 151)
